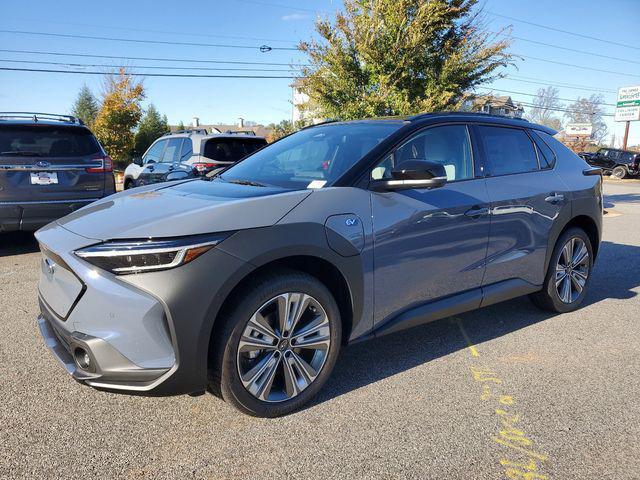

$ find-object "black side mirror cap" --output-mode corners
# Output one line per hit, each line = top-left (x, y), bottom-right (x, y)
(371, 159), (448, 191)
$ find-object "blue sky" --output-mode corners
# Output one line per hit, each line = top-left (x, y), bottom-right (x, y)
(1, 0), (638, 145)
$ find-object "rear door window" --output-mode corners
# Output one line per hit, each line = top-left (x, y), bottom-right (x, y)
(477, 126), (539, 176)
(180, 138), (193, 162)
(0, 125), (101, 158)
(204, 137), (267, 162)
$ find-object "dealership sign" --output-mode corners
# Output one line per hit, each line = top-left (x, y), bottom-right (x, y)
(565, 123), (593, 136)
(615, 86), (640, 122)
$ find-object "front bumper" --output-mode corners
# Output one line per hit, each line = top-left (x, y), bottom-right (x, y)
(35, 221), (252, 396)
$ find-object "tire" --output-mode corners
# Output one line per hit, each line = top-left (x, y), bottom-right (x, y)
(530, 227), (593, 313)
(209, 269), (342, 417)
(612, 165), (627, 179)
(124, 179), (133, 189)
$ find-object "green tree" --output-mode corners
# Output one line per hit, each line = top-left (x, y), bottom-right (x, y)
(71, 85), (99, 127)
(176, 120), (186, 131)
(298, 0), (513, 120)
(93, 68), (145, 167)
(266, 119), (308, 142)
(134, 104), (170, 155)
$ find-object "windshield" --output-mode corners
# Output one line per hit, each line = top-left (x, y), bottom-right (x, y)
(220, 121), (403, 189)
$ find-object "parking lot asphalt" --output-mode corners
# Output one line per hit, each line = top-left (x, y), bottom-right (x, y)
(1, 181), (639, 479)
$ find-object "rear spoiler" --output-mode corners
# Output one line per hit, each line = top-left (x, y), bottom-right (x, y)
(582, 167), (603, 176)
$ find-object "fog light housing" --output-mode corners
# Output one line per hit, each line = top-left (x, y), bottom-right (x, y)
(74, 347), (92, 371)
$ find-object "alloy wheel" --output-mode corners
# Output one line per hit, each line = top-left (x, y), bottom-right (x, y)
(555, 237), (590, 304)
(236, 293), (331, 403)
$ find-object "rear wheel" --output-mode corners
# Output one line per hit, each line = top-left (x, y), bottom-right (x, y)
(612, 165), (627, 179)
(124, 178), (134, 189)
(209, 270), (341, 417)
(530, 228), (593, 313)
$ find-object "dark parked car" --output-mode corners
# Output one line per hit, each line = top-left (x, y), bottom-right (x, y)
(579, 147), (640, 178)
(129, 131), (268, 188)
(35, 112), (602, 417)
(0, 112), (115, 232)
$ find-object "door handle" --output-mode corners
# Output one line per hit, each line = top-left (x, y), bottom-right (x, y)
(464, 206), (490, 218)
(545, 193), (565, 204)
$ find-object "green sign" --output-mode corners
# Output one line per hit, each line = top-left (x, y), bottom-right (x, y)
(617, 99), (640, 107)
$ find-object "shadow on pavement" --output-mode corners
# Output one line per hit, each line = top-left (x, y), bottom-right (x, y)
(313, 239), (640, 407)
(0, 231), (39, 257)
(604, 192), (640, 209)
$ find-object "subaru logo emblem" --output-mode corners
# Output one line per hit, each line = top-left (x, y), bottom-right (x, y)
(345, 218), (357, 226)
(36, 160), (50, 169)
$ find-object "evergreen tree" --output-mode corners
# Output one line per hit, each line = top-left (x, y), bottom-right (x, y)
(71, 85), (99, 127)
(176, 120), (186, 131)
(134, 105), (170, 155)
(298, 0), (513, 119)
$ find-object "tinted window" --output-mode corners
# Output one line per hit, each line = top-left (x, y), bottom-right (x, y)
(204, 137), (267, 163)
(372, 125), (473, 181)
(160, 138), (182, 163)
(0, 125), (101, 158)
(221, 122), (403, 189)
(531, 130), (556, 168)
(144, 140), (165, 163)
(478, 126), (539, 176)
(620, 152), (634, 162)
(180, 138), (193, 162)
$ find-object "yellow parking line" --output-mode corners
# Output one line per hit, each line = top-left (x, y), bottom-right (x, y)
(451, 317), (480, 357)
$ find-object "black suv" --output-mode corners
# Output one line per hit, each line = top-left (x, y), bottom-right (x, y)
(579, 147), (640, 179)
(0, 112), (115, 232)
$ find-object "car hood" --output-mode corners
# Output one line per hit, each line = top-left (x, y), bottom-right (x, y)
(56, 179), (312, 240)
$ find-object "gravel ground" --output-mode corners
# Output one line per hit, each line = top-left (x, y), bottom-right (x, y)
(1, 182), (639, 479)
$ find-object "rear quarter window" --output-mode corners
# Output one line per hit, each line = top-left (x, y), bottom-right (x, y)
(0, 125), (101, 157)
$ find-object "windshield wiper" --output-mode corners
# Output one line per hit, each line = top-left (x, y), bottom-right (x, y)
(228, 178), (267, 187)
(0, 151), (43, 157)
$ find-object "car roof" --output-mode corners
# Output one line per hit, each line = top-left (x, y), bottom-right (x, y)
(310, 111), (557, 135)
(0, 112), (87, 128)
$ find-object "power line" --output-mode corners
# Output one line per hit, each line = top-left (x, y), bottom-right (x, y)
(0, 29), (298, 52)
(486, 11), (639, 51)
(0, 48), (308, 67)
(515, 100), (614, 117)
(513, 53), (640, 79)
(491, 32), (640, 66)
(0, 58), (299, 72)
(0, 66), (296, 79)
(6, 17), (297, 45)
(475, 86), (617, 107)
(506, 75), (617, 94)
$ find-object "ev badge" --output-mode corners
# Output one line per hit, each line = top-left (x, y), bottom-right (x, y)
(345, 218), (357, 226)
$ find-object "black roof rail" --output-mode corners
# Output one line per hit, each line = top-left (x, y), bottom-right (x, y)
(0, 112), (84, 125)
(300, 119), (338, 130)
(223, 130), (256, 136)
(409, 111), (531, 122)
(165, 128), (208, 136)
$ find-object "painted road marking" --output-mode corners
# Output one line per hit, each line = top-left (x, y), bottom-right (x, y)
(452, 317), (550, 479)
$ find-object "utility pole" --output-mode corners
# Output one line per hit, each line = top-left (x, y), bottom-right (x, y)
(622, 121), (630, 150)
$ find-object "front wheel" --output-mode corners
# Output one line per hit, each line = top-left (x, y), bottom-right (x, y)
(612, 165), (627, 179)
(209, 270), (342, 417)
(530, 228), (593, 313)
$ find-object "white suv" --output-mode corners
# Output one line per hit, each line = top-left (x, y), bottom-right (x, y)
(124, 129), (267, 188)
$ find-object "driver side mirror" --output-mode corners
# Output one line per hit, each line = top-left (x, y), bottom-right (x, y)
(371, 160), (448, 191)
(133, 156), (144, 166)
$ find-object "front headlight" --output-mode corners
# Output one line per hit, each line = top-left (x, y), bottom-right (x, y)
(75, 232), (232, 274)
